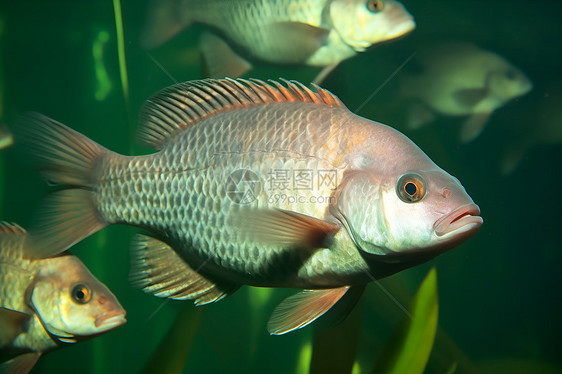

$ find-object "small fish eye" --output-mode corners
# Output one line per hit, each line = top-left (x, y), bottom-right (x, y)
(366, 0), (384, 13)
(396, 173), (426, 203)
(71, 284), (92, 304)
(505, 69), (518, 80)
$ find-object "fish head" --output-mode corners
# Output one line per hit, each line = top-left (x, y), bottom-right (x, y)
(487, 63), (533, 103)
(329, 0), (415, 51)
(333, 122), (482, 261)
(29, 254), (126, 343)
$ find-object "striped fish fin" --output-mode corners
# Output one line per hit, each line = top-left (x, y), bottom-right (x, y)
(137, 78), (345, 149)
(0, 221), (26, 236)
(0, 222), (27, 259)
(267, 286), (352, 335)
(129, 234), (237, 305)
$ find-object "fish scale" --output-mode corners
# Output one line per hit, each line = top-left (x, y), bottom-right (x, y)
(97, 104), (351, 285)
(0, 225), (35, 313)
(183, 0), (323, 58)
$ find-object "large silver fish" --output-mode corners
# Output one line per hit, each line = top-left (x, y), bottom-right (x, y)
(0, 222), (126, 373)
(17, 79), (482, 335)
(141, 0), (415, 80)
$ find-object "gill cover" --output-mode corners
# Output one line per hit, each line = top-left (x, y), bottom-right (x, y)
(333, 172), (389, 255)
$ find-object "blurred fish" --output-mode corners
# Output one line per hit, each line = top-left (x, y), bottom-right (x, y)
(500, 90), (562, 175)
(0, 122), (13, 150)
(16, 78), (481, 335)
(0, 222), (126, 373)
(141, 0), (415, 81)
(398, 42), (532, 142)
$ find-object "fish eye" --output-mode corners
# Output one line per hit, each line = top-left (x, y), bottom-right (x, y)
(504, 69), (518, 80)
(396, 173), (426, 203)
(71, 284), (92, 304)
(366, 0), (384, 13)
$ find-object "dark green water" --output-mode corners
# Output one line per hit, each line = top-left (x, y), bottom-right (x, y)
(0, 1), (560, 373)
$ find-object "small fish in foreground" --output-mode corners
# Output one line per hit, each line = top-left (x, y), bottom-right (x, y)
(141, 0), (415, 82)
(398, 42), (532, 142)
(16, 78), (482, 335)
(0, 222), (126, 373)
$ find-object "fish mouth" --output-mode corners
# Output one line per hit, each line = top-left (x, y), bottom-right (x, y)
(434, 203), (483, 238)
(94, 310), (127, 330)
(385, 4), (416, 39)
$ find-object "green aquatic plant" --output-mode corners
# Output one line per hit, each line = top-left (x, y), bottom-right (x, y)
(92, 30), (112, 101)
(112, 0), (129, 105)
(141, 306), (202, 374)
(371, 268), (439, 374)
(309, 298), (363, 374)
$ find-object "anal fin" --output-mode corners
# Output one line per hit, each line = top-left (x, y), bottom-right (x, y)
(267, 286), (357, 335)
(129, 234), (237, 305)
(460, 111), (491, 142)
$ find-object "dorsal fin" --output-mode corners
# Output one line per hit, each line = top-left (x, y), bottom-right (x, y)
(137, 78), (344, 149)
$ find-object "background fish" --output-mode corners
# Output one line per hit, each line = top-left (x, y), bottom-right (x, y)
(16, 79), (481, 335)
(141, 0), (416, 81)
(0, 222), (126, 373)
(500, 85), (562, 175)
(0, 122), (13, 151)
(398, 42), (533, 142)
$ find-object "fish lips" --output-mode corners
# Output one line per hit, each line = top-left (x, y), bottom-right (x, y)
(94, 310), (127, 330)
(434, 203), (483, 239)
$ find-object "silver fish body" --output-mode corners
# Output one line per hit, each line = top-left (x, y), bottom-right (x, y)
(17, 79), (481, 334)
(0, 222), (126, 371)
(141, 0), (415, 79)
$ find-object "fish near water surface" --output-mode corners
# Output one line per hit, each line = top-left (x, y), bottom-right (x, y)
(398, 42), (532, 142)
(141, 0), (415, 81)
(16, 78), (482, 335)
(0, 222), (126, 373)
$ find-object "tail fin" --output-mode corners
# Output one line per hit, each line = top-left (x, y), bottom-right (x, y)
(14, 113), (109, 258)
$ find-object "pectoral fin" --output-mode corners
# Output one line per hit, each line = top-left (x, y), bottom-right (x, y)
(459, 111), (491, 142)
(200, 31), (252, 78)
(453, 88), (488, 109)
(129, 234), (237, 305)
(231, 208), (340, 250)
(0, 308), (31, 347)
(267, 286), (353, 335)
(267, 22), (330, 62)
(0, 352), (41, 374)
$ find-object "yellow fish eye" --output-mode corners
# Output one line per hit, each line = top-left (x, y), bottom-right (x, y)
(396, 173), (426, 203)
(366, 0), (384, 13)
(71, 284), (92, 304)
